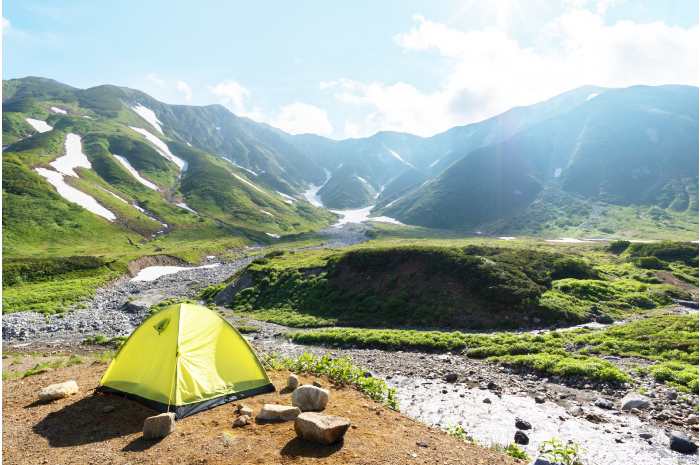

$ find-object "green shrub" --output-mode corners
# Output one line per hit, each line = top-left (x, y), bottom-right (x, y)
(633, 256), (666, 270)
(608, 240), (631, 254)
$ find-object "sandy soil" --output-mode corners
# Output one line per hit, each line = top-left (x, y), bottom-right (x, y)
(3, 360), (518, 465)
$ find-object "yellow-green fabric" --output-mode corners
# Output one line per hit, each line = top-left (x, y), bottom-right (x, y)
(99, 303), (271, 408)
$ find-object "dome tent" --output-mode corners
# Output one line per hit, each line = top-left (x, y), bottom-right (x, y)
(97, 303), (274, 419)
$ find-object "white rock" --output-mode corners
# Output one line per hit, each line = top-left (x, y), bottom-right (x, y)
(239, 405), (253, 417)
(233, 415), (250, 427)
(256, 404), (300, 421)
(294, 412), (351, 445)
(38, 380), (79, 402)
(621, 393), (651, 410)
(143, 412), (176, 440)
(292, 384), (330, 412)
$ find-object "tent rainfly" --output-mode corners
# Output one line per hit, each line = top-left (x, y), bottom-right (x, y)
(97, 303), (274, 418)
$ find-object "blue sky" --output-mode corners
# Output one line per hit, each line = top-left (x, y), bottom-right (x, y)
(3, 1), (698, 138)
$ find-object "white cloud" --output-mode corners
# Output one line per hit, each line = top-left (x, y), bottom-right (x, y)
(270, 102), (333, 136)
(146, 73), (165, 87)
(209, 80), (264, 119)
(176, 80), (192, 102)
(2, 17), (10, 34)
(324, 7), (697, 138)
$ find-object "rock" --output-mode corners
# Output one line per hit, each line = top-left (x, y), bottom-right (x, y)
(443, 372), (458, 383)
(102, 405), (115, 413)
(38, 380), (79, 402)
(514, 430), (529, 445)
(416, 440), (429, 448)
(515, 418), (532, 430)
(312, 380), (323, 388)
(239, 405), (253, 417)
(256, 404), (300, 421)
(286, 374), (299, 391)
(669, 431), (698, 454)
(292, 385), (330, 412)
(233, 415), (250, 427)
(595, 398), (614, 410)
(483, 398), (492, 404)
(294, 412), (351, 445)
(621, 393), (650, 410)
(585, 412), (605, 424)
(487, 381), (499, 391)
(667, 390), (678, 400)
(568, 406), (584, 417)
(534, 395), (546, 404)
(143, 412), (176, 440)
(532, 458), (557, 465)
(687, 414), (699, 425)
(639, 432), (653, 439)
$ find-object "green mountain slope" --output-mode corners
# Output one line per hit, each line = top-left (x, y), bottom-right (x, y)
(381, 85), (699, 238)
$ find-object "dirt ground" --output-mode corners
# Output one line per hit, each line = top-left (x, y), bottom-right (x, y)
(3, 359), (518, 465)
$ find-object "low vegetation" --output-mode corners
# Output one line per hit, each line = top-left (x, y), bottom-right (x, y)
(290, 314), (698, 389)
(263, 352), (399, 410)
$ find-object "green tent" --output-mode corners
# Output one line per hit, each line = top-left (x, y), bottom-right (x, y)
(98, 303), (274, 418)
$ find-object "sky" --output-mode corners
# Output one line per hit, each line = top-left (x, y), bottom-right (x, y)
(3, 0), (698, 139)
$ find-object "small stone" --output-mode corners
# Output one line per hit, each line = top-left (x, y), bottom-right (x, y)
(233, 415), (249, 427)
(534, 395), (546, 404)
(669, 430), (699, 454)
(667, 390), (678, 400)
(292, 385), (330, 412)
(595, 398), (614, 410)
(143, 412), (176, 440)
(256, 404), (301, 421)
(514, 430), (529, 445)
(443, 372), (458, 383)
(312, 380), (323, 388)
(416, 440), (429, 448)
(639, 432), (653, 439)
(515, 418), (532, 430)
(38, 380), (79, 402)
(621, 393), (650, 410)
(287, 374), (299, 390)
(487, 381), (499, 391)
(686, 414), (699, 425)
(585, 412), (605, 424)
(294, 412), (351, 445)
(483, 398), (492, 404)
(239, 405), (253, 417)
(102, 405), (115, 413)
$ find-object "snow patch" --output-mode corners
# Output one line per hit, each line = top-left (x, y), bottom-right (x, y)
(384, 146), (415, 168)
(546, 238), (593, 244)
(266, 233), (281, 239)
(276, 191), (296, 204)
(25, 118), (53, 133)
(176, 202), (197, 214)
(129, 126), (187, 171)
(260, 209), (274, 217)
(498, 236), (516, 241)
(51, 133), (92, 177)
(50, 106), (67, 114)
(224, 158), (258, 176)
(97, 186), (128, 204)
(131, 104), (164, 134)
(368, 216), (404, 225)
(232, 173), (265, 193)
(131, 263), (221, 282)
(554, 168), (562, 178)
(35, 168), (116, 221)
(586, 92), (599, 101)
(113, 154), (159, 190)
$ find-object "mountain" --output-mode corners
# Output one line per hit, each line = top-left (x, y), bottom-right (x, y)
(380, 85), (698, 235)
(2, 77), (335, 257)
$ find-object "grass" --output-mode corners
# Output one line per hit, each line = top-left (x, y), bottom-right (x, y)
(2, 355), (83, 381)
(289, 314), (698, 389)
(263, 352), (398, 410)
(82, 334), (127, 348)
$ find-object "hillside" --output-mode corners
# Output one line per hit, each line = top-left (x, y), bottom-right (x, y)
(2, 77), (336, 259)
(381, 85), (699, 236)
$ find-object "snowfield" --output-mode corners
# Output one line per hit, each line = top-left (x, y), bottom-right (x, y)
(129, 126), (187, 171)
(50, 106), (67, 114)
(25, 118), (53, 133)
(50, 134), (92, 177)
(131, 104), (164, 134)
(113, 154), (159, 190)
(276, 191), (296, 204)
(35, 168), (116, 221)
(176, 202), (197, 214)
(130, 264), (221, 282)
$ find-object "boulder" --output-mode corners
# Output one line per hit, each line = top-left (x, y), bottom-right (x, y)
(669, 431), (698, 454)
(287, 374), (299, 391)
(686, 414), (699, 425)
(233, 415), (250, 427)
(594, 398), (614, 410)
(514, 430), (529, 445)
(515, 418), (532, 430)
(534, 395), (546, 404)
(621, 393), (650, 410)
(294, 412), (351, 445)
(256, 404), (300, 422)
(38, 380), (79, 402)
(483, 398), (492, 404)
(292, 385), (330, 412)
(143, 412), (176, 440)
(443, 372), (458, 383)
